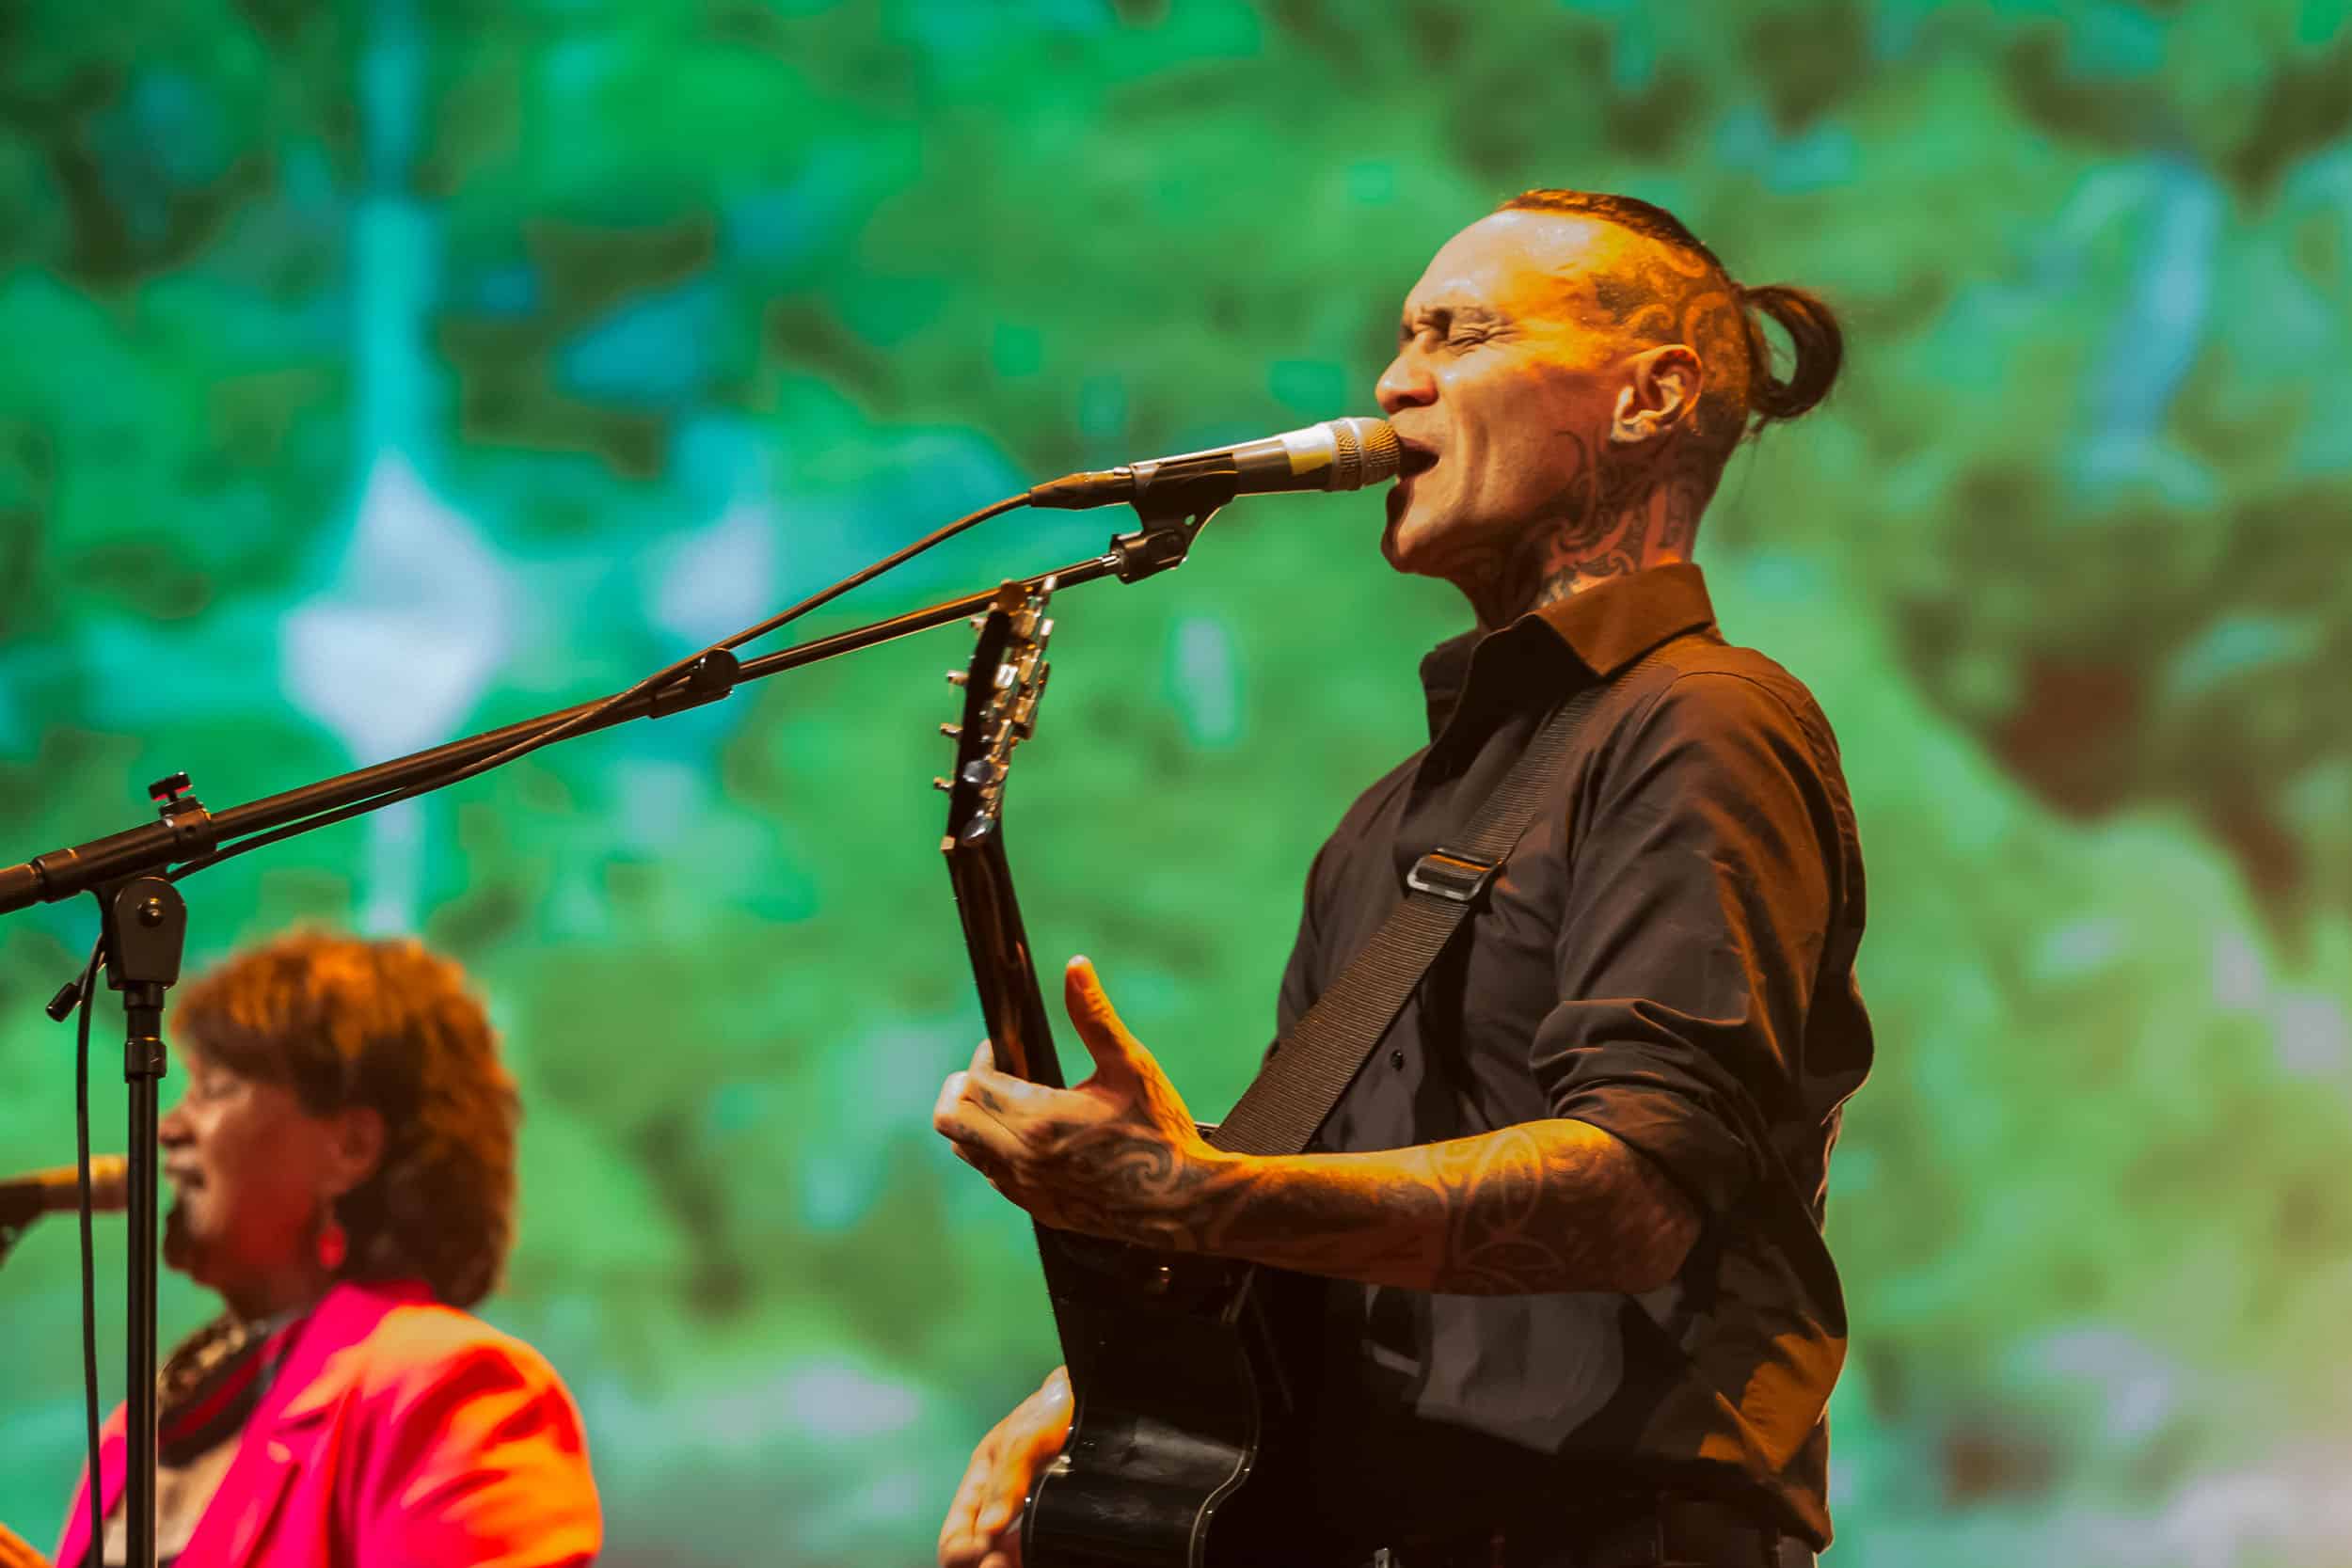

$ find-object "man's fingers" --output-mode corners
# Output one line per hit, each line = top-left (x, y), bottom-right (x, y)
(950, 1144), (1040, 1217)
(932, 1069), (971, 1131)
(933, 1069), (1026, 1173)
(941, 1431), (1031, 1568)
(974, 1445), (1038, 1565)
(934, 1056), (1052, 1147)
(978, 1432), (1041, 1527)
(938, 1433), (1000, 1565)
(1063, 956), (1145, 1079)
(956, 1040), (1067, 1127)
(936, 1101), (1025, 1169)
(939, 1433), (1034, 1568)
(944, 1375), (1070, 1568)
(969, 1064), (1059, 1122)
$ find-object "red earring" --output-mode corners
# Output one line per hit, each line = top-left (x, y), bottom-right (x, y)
(316, 1207), (347, 1274)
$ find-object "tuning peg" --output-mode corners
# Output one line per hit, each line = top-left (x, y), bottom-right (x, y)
(932, 776), (952, 792)
(946, 670), (968, 687)
(939, 722), (961, 738)
(968, 614), (988, 631)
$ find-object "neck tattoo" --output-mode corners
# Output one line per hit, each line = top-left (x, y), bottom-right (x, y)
(1454, 435), (1710, 629)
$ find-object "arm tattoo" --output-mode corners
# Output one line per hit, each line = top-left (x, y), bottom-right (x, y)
(1121, 1119), (1702, 1296)
(1035, 1124), (1205, 1246)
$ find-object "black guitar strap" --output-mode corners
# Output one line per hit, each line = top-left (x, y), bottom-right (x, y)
(1210, 655), (1646, 1160)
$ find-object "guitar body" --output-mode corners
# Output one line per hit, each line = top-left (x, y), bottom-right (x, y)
(1025, 1240), (1325, 1568)
(939, 584), (1326, 1568)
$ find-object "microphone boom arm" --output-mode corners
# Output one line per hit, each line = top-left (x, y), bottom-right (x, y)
(0, 485), (1238, 916)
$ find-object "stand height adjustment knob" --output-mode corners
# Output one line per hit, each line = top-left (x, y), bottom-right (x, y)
(147, 773), (193, 806)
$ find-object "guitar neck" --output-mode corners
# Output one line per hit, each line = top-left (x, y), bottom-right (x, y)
(944, 822), (1065, 1090)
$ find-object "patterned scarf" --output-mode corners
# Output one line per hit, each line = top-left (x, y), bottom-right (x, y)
(154, 1308), (309, 1466)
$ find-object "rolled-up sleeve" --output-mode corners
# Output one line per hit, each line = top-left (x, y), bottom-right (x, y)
(1530, 671), (1841, 1217)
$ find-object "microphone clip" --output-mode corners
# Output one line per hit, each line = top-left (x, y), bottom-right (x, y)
(1105, 462), (1240, 585)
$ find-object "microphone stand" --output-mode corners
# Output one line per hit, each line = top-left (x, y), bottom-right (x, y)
(1, 478), (1237, 1568)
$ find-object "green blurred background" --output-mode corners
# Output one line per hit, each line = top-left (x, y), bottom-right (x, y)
(4, 0), (2350, 1561)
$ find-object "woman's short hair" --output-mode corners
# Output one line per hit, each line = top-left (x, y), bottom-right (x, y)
(173, 930), (518, 1308)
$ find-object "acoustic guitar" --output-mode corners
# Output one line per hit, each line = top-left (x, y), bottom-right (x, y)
(936, 579), (1324, 1567)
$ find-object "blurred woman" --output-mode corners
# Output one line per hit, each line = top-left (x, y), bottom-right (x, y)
(44, 930), (599, 1568)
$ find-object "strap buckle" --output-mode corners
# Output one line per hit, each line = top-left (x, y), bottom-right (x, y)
(1405, 847), (1499, 905)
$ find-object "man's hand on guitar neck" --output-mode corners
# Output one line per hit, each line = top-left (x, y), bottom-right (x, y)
(933, 956), (1702, 1296)
(937, 1366), (1073, 1568)
(932, 957), (1235, 1248)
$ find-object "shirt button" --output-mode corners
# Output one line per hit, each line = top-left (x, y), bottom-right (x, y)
(1390, 1048), (1406, 1070)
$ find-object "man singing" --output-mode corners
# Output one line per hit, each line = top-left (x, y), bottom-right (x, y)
(933, 189), (1872, 1568)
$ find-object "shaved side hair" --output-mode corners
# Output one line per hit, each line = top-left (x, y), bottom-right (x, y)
(1500, 189), (1845, 477)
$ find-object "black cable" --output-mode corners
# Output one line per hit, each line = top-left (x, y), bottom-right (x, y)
(722, 492), (1033, 650)
(167, 492), (1034, 889)
(74, 937), (103, 1568)
(166, 788), (416, 886)
(420, 490), (1032, 792)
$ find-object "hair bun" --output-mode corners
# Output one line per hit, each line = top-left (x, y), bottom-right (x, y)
(1740, 283), (1844, 424)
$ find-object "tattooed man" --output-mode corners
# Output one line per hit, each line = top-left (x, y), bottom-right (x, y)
(934, 191), (1870, 1568)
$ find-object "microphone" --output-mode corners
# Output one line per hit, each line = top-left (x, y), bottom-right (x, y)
(0, 1156), (130, 1230)
(1028, 416), (1402, 510)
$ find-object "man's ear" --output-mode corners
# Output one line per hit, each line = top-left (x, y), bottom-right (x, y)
(1609, 344), (1704, 447)
(326, 1104), (386, 1198)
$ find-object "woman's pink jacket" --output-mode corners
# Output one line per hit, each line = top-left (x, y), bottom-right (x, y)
(55, 1279), (599, 1568)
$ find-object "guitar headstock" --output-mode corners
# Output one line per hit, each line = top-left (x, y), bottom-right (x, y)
(938, 578), (1055, 849)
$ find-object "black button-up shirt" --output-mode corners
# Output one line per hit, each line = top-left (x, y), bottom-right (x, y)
(1276, 563), (1871, 1549)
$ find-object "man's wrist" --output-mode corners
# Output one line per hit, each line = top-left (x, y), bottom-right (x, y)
(1152, 1144), (1263, 1253)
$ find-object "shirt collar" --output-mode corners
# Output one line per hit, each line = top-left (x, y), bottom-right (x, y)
(1418, 562), (1718, 738)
